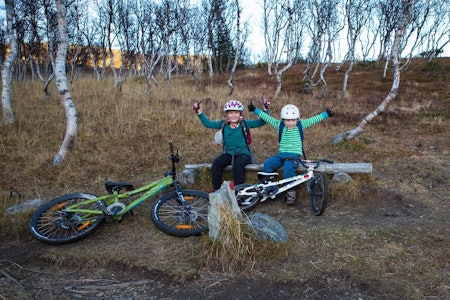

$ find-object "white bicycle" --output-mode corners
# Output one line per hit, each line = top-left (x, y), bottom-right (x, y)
(235, 159), (333, 216)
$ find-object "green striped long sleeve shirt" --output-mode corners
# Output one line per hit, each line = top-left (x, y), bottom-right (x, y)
(254, 108), (329, 156)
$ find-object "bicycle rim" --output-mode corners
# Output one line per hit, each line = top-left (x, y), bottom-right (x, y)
(29, 193), (105, 244)
(151, 190), (209, 237)
(309, 173), (328, 216)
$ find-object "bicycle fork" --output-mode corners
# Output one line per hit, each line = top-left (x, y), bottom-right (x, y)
(172, 183), (198, 230)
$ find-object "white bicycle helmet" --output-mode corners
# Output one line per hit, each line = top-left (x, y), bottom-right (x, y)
(280, 104), (300, 119)
(224, 100), (244, 112)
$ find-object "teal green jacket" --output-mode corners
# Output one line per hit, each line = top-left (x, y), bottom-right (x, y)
(198, 113), (266, 156)
(254, 108), (329, 156)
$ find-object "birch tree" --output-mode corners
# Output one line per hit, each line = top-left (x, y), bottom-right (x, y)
(340, 0), (373, 97)
(263, 0), (288, 76)
(273, 2), (296, 100)
(419, 0), (450, 60)
(227, 0), (241, 95)
(51, 0), (78, 166)
(66, 0), (90, 83)
(136, 0), (162, 93)
(1, 0), (18, 124)
(303, 0), (342, 99)
(376, 0), (403, 78)
(332, 0), (414, 145)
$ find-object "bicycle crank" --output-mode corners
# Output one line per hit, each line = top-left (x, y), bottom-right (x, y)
(106, 203), (127, 216)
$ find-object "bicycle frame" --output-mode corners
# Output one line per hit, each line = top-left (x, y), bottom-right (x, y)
(237, 165), (316, 202)
(65, 175), (174, 221)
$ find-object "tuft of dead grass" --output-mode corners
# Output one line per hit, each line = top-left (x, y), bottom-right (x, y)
(329, 174), (375, 207)
(205, 202), (288, 274)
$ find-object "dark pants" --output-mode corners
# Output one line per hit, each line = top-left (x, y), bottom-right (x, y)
(211, 153), (251, 190)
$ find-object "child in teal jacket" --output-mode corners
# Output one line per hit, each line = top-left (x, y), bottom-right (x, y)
(193, 99), (269, 190)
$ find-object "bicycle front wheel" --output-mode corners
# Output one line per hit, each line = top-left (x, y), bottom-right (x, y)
(151, 189), (209, 237)
(29, 193), (105, 245)
(308, 172), (329, 216)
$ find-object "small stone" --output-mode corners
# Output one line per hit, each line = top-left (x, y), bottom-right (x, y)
(332, 172), (352, 183)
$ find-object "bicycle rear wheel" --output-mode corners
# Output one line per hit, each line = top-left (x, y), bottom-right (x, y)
(29, 193), (105, 244)
(151, 189), (209, 237)
(308, 172), (328, 216)
(235, 184), (261, 212)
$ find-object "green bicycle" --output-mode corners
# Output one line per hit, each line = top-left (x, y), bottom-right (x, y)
(29, 142), (209, 245)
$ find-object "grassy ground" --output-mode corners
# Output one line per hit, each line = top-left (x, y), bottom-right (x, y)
(0, 58), (449, 299)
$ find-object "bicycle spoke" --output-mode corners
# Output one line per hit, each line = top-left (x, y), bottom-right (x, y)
(29, 193), (105, 244)
(151, 190), (209, 237)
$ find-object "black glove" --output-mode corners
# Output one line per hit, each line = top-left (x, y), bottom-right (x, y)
(326, 108), (334, 117)
(248, 102), (256, 112)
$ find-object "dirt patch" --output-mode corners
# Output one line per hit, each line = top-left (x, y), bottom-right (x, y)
(1, 176), (448, 299)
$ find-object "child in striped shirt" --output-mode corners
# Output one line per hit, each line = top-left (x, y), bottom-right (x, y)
(248, 103), (333, 205)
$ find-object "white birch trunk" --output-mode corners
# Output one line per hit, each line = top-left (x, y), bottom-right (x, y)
(332, 2), (413, 145)
(208, 52), (214, 83)
(227, 0), (241, 96)
(51, 0), (78, 166)
(341, 60), (354, 98)
(1, 0), (18, 125)
(274, 6), (295, 100)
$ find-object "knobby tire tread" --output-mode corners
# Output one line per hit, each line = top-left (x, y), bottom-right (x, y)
(309, 172), (328, 216)
(29, 193), (104, 245)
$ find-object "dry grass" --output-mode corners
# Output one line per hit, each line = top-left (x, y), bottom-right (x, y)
(1, 58), (449, 298)
(205, 203), (289, 274)
(205, 205), (256, 273)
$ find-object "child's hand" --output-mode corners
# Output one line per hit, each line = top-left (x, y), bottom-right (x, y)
(325, 108), (334, 117)
(248, 102), (256, 112)
(262, 97), (270, 110)
(192, 101), (202, 114)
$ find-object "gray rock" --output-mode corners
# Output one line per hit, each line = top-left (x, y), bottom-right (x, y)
(178, 169), (196, 185)
(248, 213), (289, 243)
(332, 172), (352, 183)
(6, 198), (43, 214)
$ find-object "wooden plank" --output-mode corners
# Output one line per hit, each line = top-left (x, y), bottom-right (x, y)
(183, 162), (372, 174)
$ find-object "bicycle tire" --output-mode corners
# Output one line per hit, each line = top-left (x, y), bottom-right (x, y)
(29, 193), (105, 245)
(235, 184), (261, 212)
(151, 189), (209, 237)
(308, 172), (328, 216)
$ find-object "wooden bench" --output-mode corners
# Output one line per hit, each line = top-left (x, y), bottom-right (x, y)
(179, 162), (372, 185)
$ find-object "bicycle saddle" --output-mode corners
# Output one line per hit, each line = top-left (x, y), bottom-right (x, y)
(104, 181), (134, 194)
(257, 172), (278, 183)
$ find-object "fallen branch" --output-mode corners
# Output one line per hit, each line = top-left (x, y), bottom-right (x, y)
(0, 268), (25, 290)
